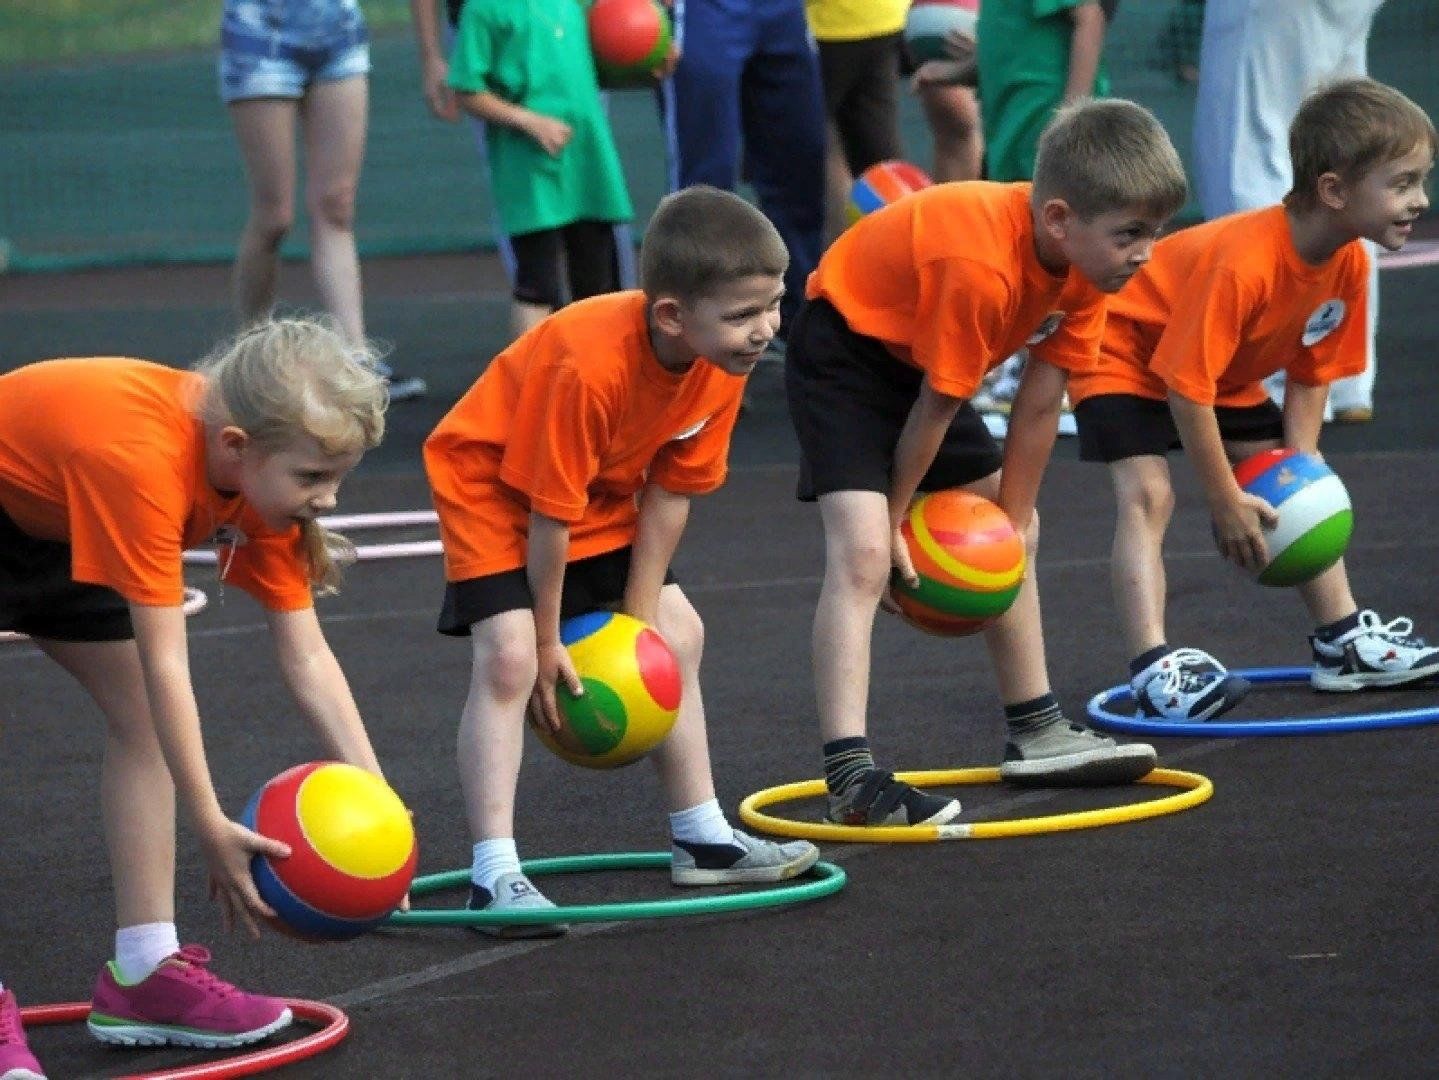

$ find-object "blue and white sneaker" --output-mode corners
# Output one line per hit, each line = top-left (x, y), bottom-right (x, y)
(374, 360), (427, 402)
(1311, 610), (1439, 692)
(671, 830), (819, 886)
(1131, 647), (1250, 722)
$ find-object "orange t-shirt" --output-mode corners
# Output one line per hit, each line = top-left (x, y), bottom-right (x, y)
(806, 181), (1107, 397)
(0, 358), (312, 610)
(1070, 205), (1370, 408)
(423, 291), (746, 580)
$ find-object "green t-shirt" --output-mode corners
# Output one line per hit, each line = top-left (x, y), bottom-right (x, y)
(448, 0), (634, 235)
(976, 0), (1111, 182)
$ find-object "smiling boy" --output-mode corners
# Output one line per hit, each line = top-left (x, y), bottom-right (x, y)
(1069, 78), (1439, 722)
(783, 98), (1187, 826)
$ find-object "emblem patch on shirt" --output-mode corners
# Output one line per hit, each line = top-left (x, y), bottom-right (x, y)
(1026, 312), (1065, 345)
(1301, 299), (1346, 347)
(669, 416), (710, 442)
(208, 523), (247, 548)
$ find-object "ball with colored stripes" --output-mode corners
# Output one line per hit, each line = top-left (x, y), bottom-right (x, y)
(904, 0), (980, 62)
(846, 160), (933, 225)
(241, 762), (417, 941)
(536, 611), (682, 769)
(1233, 449), (1353, 587)
(587, 0), (671, 87)
(892, 489), (1026, 636)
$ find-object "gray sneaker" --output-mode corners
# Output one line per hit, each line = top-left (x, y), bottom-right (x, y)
(467, 872), (567, 939)
(826, 768), (961, 827)
(1000, 720), (1156, 786)
(671, 830), (819, 886)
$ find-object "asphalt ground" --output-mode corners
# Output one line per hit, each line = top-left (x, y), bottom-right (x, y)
(1, 250), (1438, 1078)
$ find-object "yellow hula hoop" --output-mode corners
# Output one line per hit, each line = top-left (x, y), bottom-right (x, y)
(738, 767), (1212, 843)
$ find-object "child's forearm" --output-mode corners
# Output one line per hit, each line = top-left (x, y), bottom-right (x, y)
(996, 360), (1066, 529)
(891, 382), (962, 527)
(1168, 391), (1243, 509)
(1281, 380), (1328, 453)
(1064, 2), (1106, 101)
(130, 604), (227, 827)
(410, 0), (443, 62)
(624, 486), (689, 623)
(527, 511), (571, 643)
(455, 89), (540, 133)
(269, 609), (383, 776)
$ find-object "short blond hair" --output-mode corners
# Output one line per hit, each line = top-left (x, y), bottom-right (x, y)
(1033, 98), (1188, 220)
(640, 185), (789, 304)
(1287, 77), (1438, 212)
(195, 316), (388, 594)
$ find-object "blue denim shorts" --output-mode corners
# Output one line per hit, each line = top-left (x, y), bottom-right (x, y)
(219, 0), (370, 103)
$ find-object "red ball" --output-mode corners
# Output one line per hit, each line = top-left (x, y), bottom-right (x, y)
(588, 0), (671, 74)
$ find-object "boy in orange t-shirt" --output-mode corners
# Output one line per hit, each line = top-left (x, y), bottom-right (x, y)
(1070, 78), (1439, 722)
(0, 319), (392, 1078)
(785, 98), (1186, 827)
(424, 186), (818, 929)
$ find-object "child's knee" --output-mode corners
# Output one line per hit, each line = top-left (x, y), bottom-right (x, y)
(836, 536), (892, 596)
(475, 631), (538, 700)
(1121, 474), (1176, 525)
(658, 594), (704, 668)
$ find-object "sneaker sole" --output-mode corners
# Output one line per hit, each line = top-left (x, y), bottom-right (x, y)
(1312, 665), (1439, 692)
(671, 846), (821, 886)
(472, 920), (569, 940)
(1000, 744), (1158, 787)
(87, 1006), (292, 1049)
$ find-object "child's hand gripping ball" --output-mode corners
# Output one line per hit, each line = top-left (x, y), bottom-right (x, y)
(1232, 448), (1353, 587)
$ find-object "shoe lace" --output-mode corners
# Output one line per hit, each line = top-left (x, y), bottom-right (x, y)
(1356, 609), (1427, 648)
(163, 945), (237, 1000)
(1151, 648), (1225, 695)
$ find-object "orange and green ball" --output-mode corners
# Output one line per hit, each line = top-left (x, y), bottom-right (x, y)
(536, 611), (682, 769)
(242, 762), (417, 941)
(892, 489), (1026, 636)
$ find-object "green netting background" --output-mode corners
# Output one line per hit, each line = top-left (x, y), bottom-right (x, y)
(1, 2), (1435, 272)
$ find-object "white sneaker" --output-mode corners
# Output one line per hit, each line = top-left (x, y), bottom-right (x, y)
(1311, 610), (1439, 691)
(1131, 647), (1250, 722)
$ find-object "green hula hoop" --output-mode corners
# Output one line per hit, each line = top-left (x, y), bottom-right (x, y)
(385, 851), (846, 927)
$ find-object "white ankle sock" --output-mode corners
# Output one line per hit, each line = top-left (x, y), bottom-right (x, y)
(471, 838), (522, 895)
(669, 799), (734, 846)
(114, 921), (180, 985)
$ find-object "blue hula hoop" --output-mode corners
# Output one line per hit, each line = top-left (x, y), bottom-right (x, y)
(1087, 665), (1439, 737)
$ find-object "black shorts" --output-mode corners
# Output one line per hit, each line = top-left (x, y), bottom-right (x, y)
(509, 220), (619, 309)
(1074, 393), (1285, 463)
(784, 296), (1004, 502)
(816, 34), (904, 174)
(437, 546), (677, 637)
(0, 505), (133, 642)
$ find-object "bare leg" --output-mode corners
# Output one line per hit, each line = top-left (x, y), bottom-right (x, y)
(822, 120), (853, 244)
(37, 638), (175, 929)
(228, 98), (299, 327)
(1296, 560), (1358, 626)
(300, 76), (369, 346)
(510, 300), (551, 342)
(457, 611), (536, 841)
(1108, 455), (1176, 656)
(648, 584), (718, 812)
(813, 491), (890, 742)
(919, 84), (983, 183)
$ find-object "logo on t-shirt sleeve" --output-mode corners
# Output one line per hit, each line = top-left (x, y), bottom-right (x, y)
(1301, 299), (1346, 347)
(1026, 311), (1065, 345)
(669, 416), (711, 442)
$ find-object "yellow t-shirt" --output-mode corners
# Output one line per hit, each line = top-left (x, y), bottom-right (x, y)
(806, 0), (908, 42)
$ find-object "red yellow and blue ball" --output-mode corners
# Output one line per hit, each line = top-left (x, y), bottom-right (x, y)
(904, 0), (980, 62)
(892, 490), (1026, 636)
(1233, 448), (1353, 587)
(242, 762), (417, 941)
(846, 161), (933, 225)
(535, 611), (682, 769)
(587, 0), (672, 87)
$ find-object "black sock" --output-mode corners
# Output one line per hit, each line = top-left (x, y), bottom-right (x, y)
(1315, 611), (1361, 642)
(1004, 692), (1063, 737)
(1129, 643), (1171, 677)
(822, 736), (874, 796)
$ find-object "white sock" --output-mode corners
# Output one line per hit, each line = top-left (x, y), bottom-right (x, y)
(114, 921), (180, 985)
(471, 838), (522, 895)
(669, 798), (734, 846)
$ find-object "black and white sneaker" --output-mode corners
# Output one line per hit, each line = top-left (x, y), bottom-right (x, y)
(825, 768), (961, 827)
(670, 830), (819, 886)
(1311, 610), (1439, 691)
(1131, 647), (1250, 722)
(375, 360), (427, 402)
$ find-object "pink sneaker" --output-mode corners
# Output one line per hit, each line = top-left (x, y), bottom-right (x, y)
(86, 945), (292, 1049)
(0, 990), (46, 1080)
